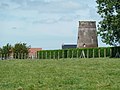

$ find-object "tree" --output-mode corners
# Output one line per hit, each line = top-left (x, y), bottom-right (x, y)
(13, 43), (30, 59)
(96, 0), (120, 46)
(0, 43), (12, 59)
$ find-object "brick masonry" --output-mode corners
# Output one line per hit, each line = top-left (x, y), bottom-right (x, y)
(77, 21), (98, 48)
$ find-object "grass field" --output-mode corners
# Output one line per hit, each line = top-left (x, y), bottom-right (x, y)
(0, 58), (120, 90)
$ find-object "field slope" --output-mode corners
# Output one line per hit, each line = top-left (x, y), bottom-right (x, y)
(0, 58), (120, 90)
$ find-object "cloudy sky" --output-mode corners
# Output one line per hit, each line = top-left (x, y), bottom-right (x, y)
(0, 0), (107, 49)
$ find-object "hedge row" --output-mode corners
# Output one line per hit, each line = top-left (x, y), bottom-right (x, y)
(37, 47), (120, 59)
(111, 46), (120, 57)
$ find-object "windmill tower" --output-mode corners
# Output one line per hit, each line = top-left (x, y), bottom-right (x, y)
(77, 21), (98, 48)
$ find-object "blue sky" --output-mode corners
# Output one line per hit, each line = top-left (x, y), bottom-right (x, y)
(0, 0), (107, 50)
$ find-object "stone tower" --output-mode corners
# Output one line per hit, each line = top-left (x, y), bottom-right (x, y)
(77, 21), (98, 48)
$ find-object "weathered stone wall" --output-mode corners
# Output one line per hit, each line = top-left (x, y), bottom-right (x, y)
(77, 21), (98, 48)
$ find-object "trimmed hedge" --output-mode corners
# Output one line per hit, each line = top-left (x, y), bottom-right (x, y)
(111, 46), (120, 57)
(37, 47), (120, 59)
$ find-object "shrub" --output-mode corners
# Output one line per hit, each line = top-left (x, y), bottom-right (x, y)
(37, 47), (120, 59)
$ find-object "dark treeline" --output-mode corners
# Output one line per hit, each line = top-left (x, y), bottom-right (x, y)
(0, 43), (30, 60)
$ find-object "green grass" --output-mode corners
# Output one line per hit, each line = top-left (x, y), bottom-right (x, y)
(0, 58), (120, 90)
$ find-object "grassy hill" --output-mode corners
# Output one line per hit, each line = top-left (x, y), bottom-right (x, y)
(0, 58), (120, 90)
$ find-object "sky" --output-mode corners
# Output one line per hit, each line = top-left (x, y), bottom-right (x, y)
(0, 0), (107, 50)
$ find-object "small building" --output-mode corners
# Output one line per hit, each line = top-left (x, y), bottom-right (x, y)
(29, 48), (42, 59)
(62, 44), (77, 49)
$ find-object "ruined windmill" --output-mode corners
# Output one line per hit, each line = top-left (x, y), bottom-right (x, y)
(77, 21), (98, 48)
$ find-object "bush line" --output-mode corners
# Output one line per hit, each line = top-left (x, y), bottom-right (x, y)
(37, 46), (120, 59)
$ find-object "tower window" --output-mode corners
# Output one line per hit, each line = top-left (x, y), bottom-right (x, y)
(83, 43), (86, 47)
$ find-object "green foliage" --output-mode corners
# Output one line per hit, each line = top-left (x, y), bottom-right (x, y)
(96, 0), (120, 46)
(0, 58), (120, 90)
(38, 47), (120, 59)
(0, 43), (31, 59)
(38, 47), (114, 59)
(13, 43), (30, 59)
(111, 46), (120, 57)
(0, 43), (12, 59)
